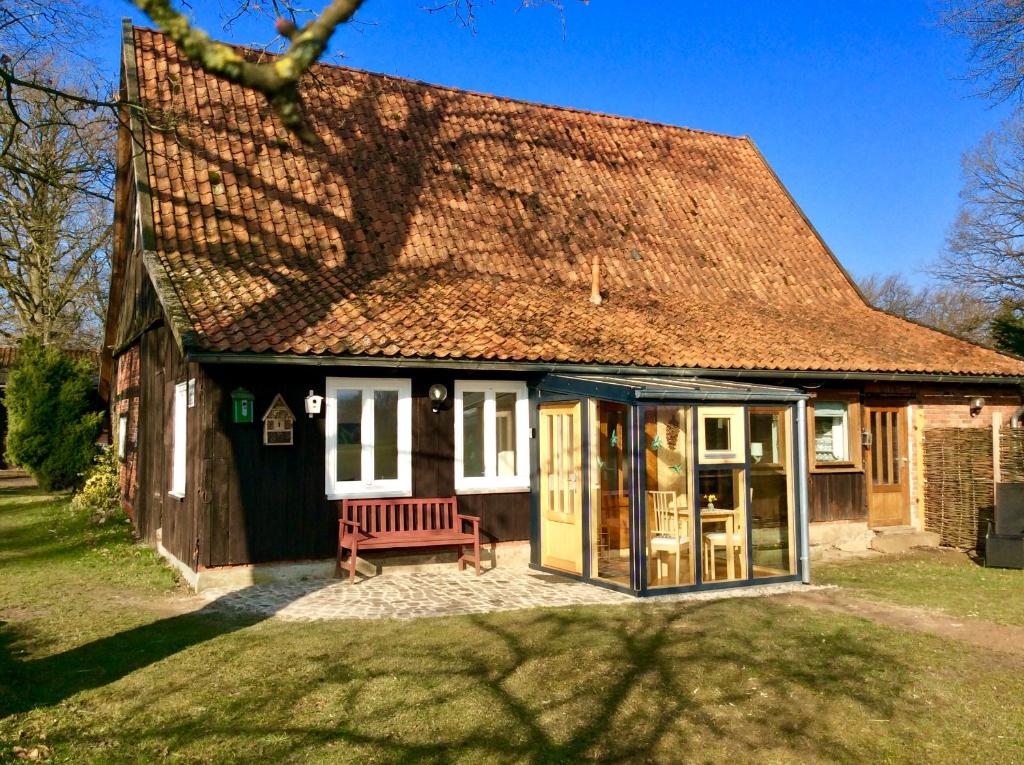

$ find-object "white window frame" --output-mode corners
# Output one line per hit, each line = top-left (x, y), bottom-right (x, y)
(697, 406), (745, 465)
(170, 381), (187, 498)
(814, 401), (850, 463)
(324, 377), (412, 499)
(117, 414), (129, 462)
(454, 380), (530, 494)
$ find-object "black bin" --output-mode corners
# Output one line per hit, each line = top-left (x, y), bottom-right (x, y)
(987, 483), (1024, 569)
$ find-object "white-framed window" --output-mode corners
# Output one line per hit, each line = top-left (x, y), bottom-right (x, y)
(696, 406), (745, 465)
(170, 381), (187, 498)
(325, 377), (412, 499)
(117, 414), (129, 462)
(454, 380), (530, 493)
(814, 401), (850, 462)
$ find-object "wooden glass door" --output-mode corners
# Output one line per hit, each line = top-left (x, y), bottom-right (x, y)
(540, 401), (583, 573)
(590, 400), (631, 584)
(865, 405), (910, 527)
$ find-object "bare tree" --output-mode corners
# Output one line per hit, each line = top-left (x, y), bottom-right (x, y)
(938, 3), (1024, 348)
(936, 118), (1024, 305)
(858, 271), (993, 343)
(0, 2), (114, 193)
(858, 272), (931, 320)
(940, 1), (1024, 104)
(0, 64), (112, 347)
(0, 1), (106, 67)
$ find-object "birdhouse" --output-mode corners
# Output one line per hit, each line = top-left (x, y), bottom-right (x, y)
(304, 389), (324, 418)
(262, 393), (296, 446)
(231, 388), (255, 424)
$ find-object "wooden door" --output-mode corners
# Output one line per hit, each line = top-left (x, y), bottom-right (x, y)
(865, 406), (910, 527)
(540, 401), (583, 573)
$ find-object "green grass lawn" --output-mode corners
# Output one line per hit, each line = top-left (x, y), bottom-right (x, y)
(2, 487), (1024, 764)
(815, 548), (1024, 626)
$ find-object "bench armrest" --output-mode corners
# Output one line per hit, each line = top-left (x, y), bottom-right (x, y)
(339, 518), (359, 530)
(456, 513), (480, 532)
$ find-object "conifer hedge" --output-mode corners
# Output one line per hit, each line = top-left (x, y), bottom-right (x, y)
(4, 339), (102, 490)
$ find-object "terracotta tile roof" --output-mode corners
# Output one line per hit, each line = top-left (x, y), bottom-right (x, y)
(128, 27), (1024, 377)
(0, 346), (96, 368)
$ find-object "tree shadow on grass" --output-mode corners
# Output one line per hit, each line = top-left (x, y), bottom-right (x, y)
(0, 486), (51, 500)
(0, 585), (306, 719)
(0, 479), (922, 762)
(3, 596), (918, 763)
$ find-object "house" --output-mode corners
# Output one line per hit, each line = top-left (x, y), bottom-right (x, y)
(103, 23), (1024, 593)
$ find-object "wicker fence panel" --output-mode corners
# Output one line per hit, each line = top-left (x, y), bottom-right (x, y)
(1000, 429), (1024, 483)
(923, 428), (994, 549)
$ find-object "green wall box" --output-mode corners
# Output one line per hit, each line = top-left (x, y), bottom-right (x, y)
(231, 387), (255, 424)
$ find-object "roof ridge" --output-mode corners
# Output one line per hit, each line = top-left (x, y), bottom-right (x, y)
(131, 24), (748, 143)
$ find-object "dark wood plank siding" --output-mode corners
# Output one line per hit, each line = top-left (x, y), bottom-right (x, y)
(195, 366), (533, 567)
(117, 323), (200, 568)
(131, 329), (163, 544)
(111, 211), (163, 354)
(412, 375), (455, 498)
(808, 472), (867, 522)
(115, 261), (162, 350)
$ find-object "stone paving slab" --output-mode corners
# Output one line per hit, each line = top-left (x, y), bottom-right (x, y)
(198, 569), (822, 622)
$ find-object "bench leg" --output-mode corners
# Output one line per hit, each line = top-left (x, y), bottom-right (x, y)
(349, 544), (358, 584)
(473, 536), (481, 576)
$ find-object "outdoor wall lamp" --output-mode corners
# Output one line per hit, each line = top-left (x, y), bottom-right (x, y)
(304, 390), (324, 418)
(429, 384), (448, 414)
(970, 396), (985, 418)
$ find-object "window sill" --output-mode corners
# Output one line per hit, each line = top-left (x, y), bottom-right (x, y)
(809, 464), (863, 474)
(326, 488), (413, 501)
(455, 485), (531, 496)
(702, 452), (739, 462)
(167, 491), (185, 500)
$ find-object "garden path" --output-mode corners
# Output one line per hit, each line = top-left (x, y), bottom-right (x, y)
(194, 572), (814, 621)
(778, 588), (1024, 659)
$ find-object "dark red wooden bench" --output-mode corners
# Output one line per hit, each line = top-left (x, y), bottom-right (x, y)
(337, 497), (481, 582)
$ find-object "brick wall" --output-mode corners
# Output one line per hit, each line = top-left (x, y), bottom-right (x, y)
(114, 345), (140, 516)
(920, 389), (1021, 430)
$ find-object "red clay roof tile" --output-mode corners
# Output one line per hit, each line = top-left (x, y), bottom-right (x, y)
(130, 27), (1024, 377)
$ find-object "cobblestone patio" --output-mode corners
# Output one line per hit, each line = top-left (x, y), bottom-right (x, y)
(198, 569), (818, 621)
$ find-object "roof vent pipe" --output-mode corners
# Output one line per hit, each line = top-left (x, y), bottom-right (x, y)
(590, 254), (603, 306)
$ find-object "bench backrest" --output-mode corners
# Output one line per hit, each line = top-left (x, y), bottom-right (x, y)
(341, 497), (459, 536)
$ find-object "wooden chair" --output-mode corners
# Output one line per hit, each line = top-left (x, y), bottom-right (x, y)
(647, 491), (690, 585)
(702, 507), (746, 581)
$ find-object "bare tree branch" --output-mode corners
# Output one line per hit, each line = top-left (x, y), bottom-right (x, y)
(858, 271), (994, 343)
(0, 62), (112, 346)
(131, 0), (367, 143)
(940, 0), (1024, 104)
(936, 118), (1024, 306)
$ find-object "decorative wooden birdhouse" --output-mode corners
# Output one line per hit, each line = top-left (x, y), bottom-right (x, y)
(262, 394), (296, 446)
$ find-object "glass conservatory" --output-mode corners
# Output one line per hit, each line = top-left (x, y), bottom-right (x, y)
(531, 374), (810, 595)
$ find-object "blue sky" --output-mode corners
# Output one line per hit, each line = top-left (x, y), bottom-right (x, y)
(102, 0), (1012, 286)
